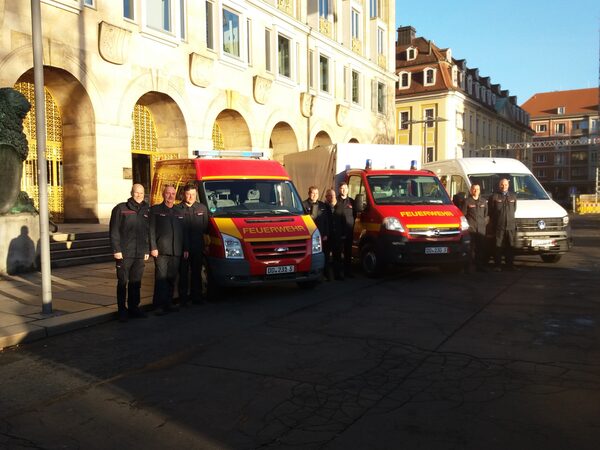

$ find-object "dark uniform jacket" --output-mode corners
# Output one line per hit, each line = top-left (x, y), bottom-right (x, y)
(149, 202), (188, 256)
(109, 198), (149, 258)
(461, 195), (488, 235)
(488, 191), (517, 233)
(302, 199), (329, 239)
(325, 202), (343, 244)
(335, 196), (355, 239)
(178, 201), (209, 253)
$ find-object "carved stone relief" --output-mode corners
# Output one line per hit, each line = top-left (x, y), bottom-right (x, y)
(300, 93), (314, 118)
(336, 104), (349, 127)
(98, 22), (131, 65)
(189, 52), (214, 88)
(252, 75), (272, 105)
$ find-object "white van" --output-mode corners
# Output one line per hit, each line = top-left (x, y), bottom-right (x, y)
(423, 157), (572, 263)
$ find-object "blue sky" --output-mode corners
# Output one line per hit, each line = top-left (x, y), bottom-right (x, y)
(395, 0), (599, 105)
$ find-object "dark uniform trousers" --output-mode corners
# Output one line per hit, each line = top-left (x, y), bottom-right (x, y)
(337, 197), (355, 276)
(154, 255), (180, 308)
(116, 258), (145, 311)
(178, 252), (202, 304)
(461, 196), (488, 268)
(489, 192), (517, 267)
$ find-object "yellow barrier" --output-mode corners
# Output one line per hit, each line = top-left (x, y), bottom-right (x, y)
(577, 200), (600, 214)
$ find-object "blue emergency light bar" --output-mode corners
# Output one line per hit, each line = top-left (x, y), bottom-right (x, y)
(193, 149), (264, 159)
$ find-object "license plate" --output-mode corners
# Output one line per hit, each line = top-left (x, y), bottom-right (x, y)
(531, 239), (554, 248)
(425, 247), (448, 254)
(266, 265), (295, 275)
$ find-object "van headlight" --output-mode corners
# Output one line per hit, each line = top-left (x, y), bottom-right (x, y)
(312, 229), (322, 254)
(460, 216), (470, 231)
(562, 215), (569, 226)
(222, 233), (244, 259)
(382, 217), (405, 232)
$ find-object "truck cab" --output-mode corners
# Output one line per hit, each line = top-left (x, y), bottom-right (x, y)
(151, 151), (324, 295)
(346, 166), (471, 276)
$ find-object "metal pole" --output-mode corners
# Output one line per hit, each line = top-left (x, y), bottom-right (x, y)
(31, 0), (52, 314)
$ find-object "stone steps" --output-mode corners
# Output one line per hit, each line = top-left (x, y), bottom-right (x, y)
(50, 231), (113, 268)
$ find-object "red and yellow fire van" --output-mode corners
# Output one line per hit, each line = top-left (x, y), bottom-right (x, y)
(349, 166), (471, 275)
(150, 151), (324, 295)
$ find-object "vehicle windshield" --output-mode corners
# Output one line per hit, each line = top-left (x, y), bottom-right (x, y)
(367, 175), (452, 205)
(201, 179), (305, 216)
(468, 173), (549, 200)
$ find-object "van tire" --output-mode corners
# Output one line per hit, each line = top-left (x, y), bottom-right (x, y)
(361, 244), (383, 278)
(540, 254), (561, 263)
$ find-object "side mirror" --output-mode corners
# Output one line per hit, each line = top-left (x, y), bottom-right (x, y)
(354, 193), (367, 213)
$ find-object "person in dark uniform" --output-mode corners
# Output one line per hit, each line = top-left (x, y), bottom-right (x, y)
(336, 182), (355, 278)
(461, 183), (488, 272)
(488, 178), (517, 271)
(150, 185), (188, 314)
(178, 184), (208, 306)
(324, 188), (343, 280)
(303, 186), (330, 279)
(109, 183), (150, 322)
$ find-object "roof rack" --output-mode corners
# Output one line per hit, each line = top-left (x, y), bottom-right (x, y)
(193, 149), (264, 159)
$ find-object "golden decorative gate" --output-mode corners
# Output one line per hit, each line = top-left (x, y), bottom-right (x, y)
(212, 122), (224, 150)
(14, 82), (64, 222)
(131, 104), (179, 193)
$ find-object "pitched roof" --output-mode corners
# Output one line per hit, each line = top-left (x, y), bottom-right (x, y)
(521, 88), (599, 117)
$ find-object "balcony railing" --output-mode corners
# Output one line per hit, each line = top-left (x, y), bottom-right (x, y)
(377, 54), (386, 68)
(352, 38), (362, 54)
(319, 17), (332, 38)
(277, 0), (293, 16)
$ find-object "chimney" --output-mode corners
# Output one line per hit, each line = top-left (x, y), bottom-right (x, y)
(397, 26), (416, 45)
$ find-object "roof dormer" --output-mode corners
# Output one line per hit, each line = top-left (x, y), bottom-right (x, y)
(406, 46), (418, 61)
(423, 67), (436, 86)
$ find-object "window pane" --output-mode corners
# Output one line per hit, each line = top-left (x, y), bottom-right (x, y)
(223, 9), (240, 57)
(265, 29), (272, 72)
(319, 0), (329, 17)
(352, 70), (359, 103)
(206, 1), (214, 49)
(147, 0), (171, 32)
(278, 35), (290, 77)
(320, 55), (329, 92)
(124, 0), (134, 19)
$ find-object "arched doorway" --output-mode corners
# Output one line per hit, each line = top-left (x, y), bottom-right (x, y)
(312, 131), (332, 148)
(213, 109), (251, 149)
(349, 138), (359, 143)
(14, 81), (64, 222)
(269, 122), (298, 164)
(131, 92), (187, 193)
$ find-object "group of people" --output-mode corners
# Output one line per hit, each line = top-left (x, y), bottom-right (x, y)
(109, 183), (208, 322)
(302, 183), (355, 280)
(460, 177), (518, 272)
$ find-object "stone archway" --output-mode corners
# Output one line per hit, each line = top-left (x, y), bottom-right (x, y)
(15, 67), (97, 222)
(213, 109), (251, 149)
(131, 92), (188, 193)
(312, 131), (332, 148)
(349, 138), (359, 143)
(269, 122), (298, 164)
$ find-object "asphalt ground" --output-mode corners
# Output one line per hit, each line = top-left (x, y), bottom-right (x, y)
(0, 215), (599, 449)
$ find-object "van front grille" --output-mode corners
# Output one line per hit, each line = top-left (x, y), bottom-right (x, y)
(249, 239), (307, 260)
(517, 218), (564, 232)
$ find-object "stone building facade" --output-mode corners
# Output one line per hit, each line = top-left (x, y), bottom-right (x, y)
(394, 26), (532, 164)
(0, 0), (396, 222)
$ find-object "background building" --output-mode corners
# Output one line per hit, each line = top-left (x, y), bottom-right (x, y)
(394, 26), (532, 164)
(0, 0), (397, 222)
(522, 88), (600, 203)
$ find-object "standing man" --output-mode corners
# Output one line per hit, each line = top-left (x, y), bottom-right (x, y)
(336, 182), (355, 278)
(150, 185), (188, 314)
(303, 186), (330, 279)
(461, 183), (488, 272)
(178, 184), (208, 306)
(109, 183), (150, 322)
(324, 188), (342, 280)
(488, 178), (517, 271)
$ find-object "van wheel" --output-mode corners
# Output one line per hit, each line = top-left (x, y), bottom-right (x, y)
(202, 261), (221, 301)
(540, 254), (561, 263)
(361, 244), (383, 278)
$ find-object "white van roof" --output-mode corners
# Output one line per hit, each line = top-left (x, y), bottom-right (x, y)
(424, 157), (531, 175)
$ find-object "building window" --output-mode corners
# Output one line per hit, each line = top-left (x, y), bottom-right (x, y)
(124, 0), (134, 19)
(309, 50), (315, 89)
(557, 106), (565, 115)
(571, 151), (587, 162)
(222, 8), (240, 57)
(407, 47), (416, 60)
(398, 71), (410, 89)
(147, 0), (172, 32)
(278, 34), (291, 78)
(319, 55), (329, 93)
(536, 124), (547, 132)
(426, 147), (435, 163)
(351, 70), (360, 104)
(555, 168), (564, 180)
(467, 76), (472, 94)
(264, 29), (272, 72)
(535, 169), (546, 178)
(425, 108), (434, 127)
(377, 28), (384, 55)
(534, 154), (547, 163)
(319, 0), (329, 18)
(369, 0), (380, 18)
(377, 82), (385, 114)
(84, 0), (94, 5)
(424, 68), (435, 86)
(555, 153), (566, 165)
(400, 111), (410, 130)
(206, 1), (214, 49)
(555, 123), (566, 134)
(351, 9), (360, 40)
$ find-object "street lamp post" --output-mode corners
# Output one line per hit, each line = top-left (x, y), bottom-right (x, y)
(401, 115), (447, 164)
